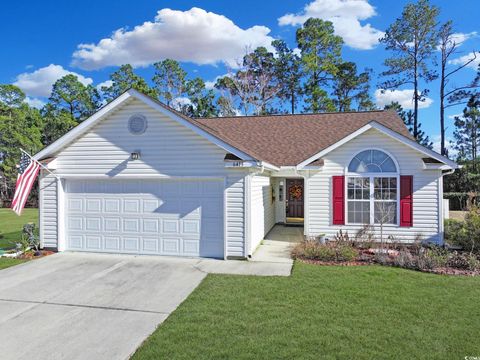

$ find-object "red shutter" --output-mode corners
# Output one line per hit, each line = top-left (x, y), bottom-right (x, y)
(332, 176), (345, 225)
(400, 175), (413, 227)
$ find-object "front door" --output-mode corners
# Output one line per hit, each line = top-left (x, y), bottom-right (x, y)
(286, 179), (304, 219)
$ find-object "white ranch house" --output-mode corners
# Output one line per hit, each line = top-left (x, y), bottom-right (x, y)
(35, 89), (458, 259)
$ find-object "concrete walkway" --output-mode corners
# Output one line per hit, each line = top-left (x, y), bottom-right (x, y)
(0, 248), (295, 360)
(250, 224), (303, 267)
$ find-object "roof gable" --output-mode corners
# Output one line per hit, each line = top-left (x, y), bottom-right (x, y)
(34, 89), (257, 163)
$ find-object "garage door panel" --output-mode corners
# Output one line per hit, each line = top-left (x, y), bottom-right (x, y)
(86, 199), (102, 212)
(104, 199), (120, 213)
(182, 219), (200, 234)
(162, 219), (179, 233)
(163, 238), (180, 254)
(143, 219), (159, 233)
(123, 218), (140, 232)
(124, 199), (140, 213)
(68, 235), (83, 249)
(143, 199), (159, 213)
(123, 236), (140, 251)
(68, 198), (83, 212)
(142, 237), (159, 252)
(66, 179), (224, 258)
(105, 217), (121, 232)
(105, 236), (120, 251)
(85, 217), (101, 231)
(86, 235), (101, 250)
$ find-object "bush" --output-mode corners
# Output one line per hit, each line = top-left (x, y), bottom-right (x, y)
(445, 208), (480, 254)
(444, 219), (467, 245)
(393, 250), (416, 269)
(447, 252), (480, 271)
(291, 241), (358, 262)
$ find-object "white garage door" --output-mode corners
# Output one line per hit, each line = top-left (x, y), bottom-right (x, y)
(65, 179), (224, 258)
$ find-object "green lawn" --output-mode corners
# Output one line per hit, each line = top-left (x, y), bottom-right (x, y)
(0, 258), (27, 270)
(0, 208), (38, 250)
(133, 263), (480, 360)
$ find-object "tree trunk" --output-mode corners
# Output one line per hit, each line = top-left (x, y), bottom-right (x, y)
(291, 91), (295, 114)
(440, 62), (446, 155)
(413, 57), (419, 140)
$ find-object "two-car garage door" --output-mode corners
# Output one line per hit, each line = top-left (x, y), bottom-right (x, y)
(65, 179), (224, 258)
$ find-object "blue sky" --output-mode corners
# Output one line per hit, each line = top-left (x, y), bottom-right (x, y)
(1, 0), (479, 152)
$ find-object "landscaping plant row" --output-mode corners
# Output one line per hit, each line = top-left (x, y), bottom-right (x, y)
(292, 207), (480, 276)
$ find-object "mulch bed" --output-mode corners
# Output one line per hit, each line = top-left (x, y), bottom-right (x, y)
(297, 255), (480, 276)
(299, 258), (373, 266)
(18, 250), (55, 260)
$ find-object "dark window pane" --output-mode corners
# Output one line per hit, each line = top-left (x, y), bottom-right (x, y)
(348, 189), (354, 199)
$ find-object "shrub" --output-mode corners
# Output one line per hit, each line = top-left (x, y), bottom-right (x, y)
(291, 241), (358, 262)
(393, 250), (416, 269)
(445, 208), (480, 253)
(445, 218), (468, 247)
(464, 207), (480, 253)
(447, 252), (480, 271)
(335, 245), (358, 262)
(417, 248), (449, 270)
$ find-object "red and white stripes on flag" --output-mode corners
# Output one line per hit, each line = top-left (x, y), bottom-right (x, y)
(11, 152), (40, 215)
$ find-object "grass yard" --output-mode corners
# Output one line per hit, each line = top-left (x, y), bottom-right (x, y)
(0, 208), (38, 250)
(133, 263), (480, 360)
(0, 258), (27, 270)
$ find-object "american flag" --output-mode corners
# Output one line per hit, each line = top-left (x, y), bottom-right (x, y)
(11, 152), (40, 215)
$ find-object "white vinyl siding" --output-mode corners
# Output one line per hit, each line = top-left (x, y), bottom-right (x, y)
(39, 172), (57, 248)
(306, 128), (441, 243)
(225, 174), (246, 257)
(249, 175), (275, 255)
(53, 98), (231, 177)
(38, 98), (249, 256)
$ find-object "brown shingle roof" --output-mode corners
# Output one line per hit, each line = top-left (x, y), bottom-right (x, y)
(195, 110), (412, 166)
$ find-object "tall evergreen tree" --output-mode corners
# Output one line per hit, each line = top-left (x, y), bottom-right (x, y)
(272, 40), (302, 114)
(153, 59), (187, 107)
(296, 18), (343, 113)
(49, 74), (101, 122)
(102, 64), (156, 101)
(438, 21), (480, 156)
(380, 0), (439, 140)
(0, 87), (42, 203)
(384, 102), (433, 149)
(331, 62), (374, 112)
(181, 78), (217, 118)
(452, 96), (480, 171)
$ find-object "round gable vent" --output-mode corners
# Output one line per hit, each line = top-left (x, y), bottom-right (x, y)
(128, 114), (147, 135)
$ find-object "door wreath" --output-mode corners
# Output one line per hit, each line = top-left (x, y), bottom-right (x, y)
(289, 184), (303, 200)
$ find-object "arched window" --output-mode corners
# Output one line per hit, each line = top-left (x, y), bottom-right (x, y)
(346, 150), (398, 225)
(348, 149), (397, 173)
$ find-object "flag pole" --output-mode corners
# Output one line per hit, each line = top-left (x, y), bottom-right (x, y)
(19, 148), (60, 180)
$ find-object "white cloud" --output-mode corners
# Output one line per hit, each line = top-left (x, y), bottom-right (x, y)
(171, 96), (192, 110)
(431, 134), (457, 157)
(13, 64), (93, 98)
(448, 52), (480, 70)
(96, 80), (113, 91)
(375, 89), (433, 110)
(437, 32), (478, 51)
(278, 0), (384, 50)
(24, 97), (45, 109)
(448, 113), (463, 120)
(71, 7), (275, 70)
(450, 32), (478, 46)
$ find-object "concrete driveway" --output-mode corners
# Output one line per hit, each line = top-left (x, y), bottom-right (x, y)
(0, 253), (207, 360)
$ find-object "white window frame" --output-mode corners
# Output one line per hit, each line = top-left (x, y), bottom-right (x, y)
(344, 149), (400, 226)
